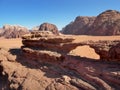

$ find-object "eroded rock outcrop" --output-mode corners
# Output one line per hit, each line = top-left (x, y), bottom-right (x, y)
(62, 16), (96, 35)
(0, 25), (29, 38)
(89, 10), (120, 35)
(21, 31), (120, 89)
(62, 10), (120, 35)
(39, 23), (59, 35)
(22, 32), (120, 61)
(0, 31), (120, 90)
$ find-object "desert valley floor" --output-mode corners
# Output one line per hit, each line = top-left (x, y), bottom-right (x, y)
(0, 35), (120, 59)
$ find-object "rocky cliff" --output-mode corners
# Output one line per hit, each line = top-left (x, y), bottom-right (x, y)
(62, 10), (120, 35)
(0, 25), (30, 38)
(89, 10), (120, 35)
(62, 16), (96, 35)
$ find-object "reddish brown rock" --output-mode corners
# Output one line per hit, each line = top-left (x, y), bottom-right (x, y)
(22, 33), (120, 90)
(22, 32), (120, 61)
(62, 10), (120, 36)
(61, 16), (96, 35)
(89, 10), (120, 35)
(0, 32), (120, 90)
(39, 23), (59, 35)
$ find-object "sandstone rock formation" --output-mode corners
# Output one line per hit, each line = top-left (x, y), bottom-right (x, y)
(22, 31), (120, 61)
(89, 10), (120, 35)
(0, 25), (29, 38)
(0, 31), (120, 90)
(39, 23), (59, 35)
(62, 10), (120, 35)
(62, 16), (96, 35)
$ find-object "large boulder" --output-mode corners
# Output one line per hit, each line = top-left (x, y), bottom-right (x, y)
(0, 25), (30, 38)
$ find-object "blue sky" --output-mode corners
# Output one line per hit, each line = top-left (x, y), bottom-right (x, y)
(0, 0), (120, 30)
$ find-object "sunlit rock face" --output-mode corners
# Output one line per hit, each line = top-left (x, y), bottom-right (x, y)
(62, 10), (120, 36)
(89, 10), (120, 35)
(0, 31), (120, 90)
(31, 22), (60, 35)
(39, 23), (59, 35)
(0, 25), (30, 38)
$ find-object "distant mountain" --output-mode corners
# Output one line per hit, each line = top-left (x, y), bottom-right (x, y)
(61, 10), (120, 36)
(0, 25), (30, 38)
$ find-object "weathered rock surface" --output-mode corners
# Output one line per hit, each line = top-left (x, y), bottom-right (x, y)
(22, 32), (120, 61)
(39, 23), (59, 35)
(0, 31), (120, 90)
(89, 10), (120, 35)
(62, 16), (96, 35)
(0, 25), (30, 38)
(62, 10), (120, 35)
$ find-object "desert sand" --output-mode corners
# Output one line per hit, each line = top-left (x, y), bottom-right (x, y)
(0, 38), (22, 49)
(0, 35), (120, 59)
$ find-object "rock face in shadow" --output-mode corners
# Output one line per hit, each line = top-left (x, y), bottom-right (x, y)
(0, 25), (30, 38)
(62, 10), (120, 35)
(0, 31), (120, 90)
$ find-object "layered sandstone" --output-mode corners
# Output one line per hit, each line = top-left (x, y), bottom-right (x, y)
(0, 31), (120, 90)
(22, 31), (120, 61)
(21, 31), (120, 89)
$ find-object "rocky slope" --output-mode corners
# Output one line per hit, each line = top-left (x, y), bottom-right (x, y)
(0, 25), (30, 38)
(0, 31), (120, 90)
(62, 10), (120, 35)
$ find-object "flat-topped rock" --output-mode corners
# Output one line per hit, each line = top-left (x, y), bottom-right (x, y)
(22, 31), (120, 61)
(22, 47), (64, 63)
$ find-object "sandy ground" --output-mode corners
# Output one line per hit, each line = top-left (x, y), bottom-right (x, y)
(0, 35), (120, 59)
(0, 38), (22, 49)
